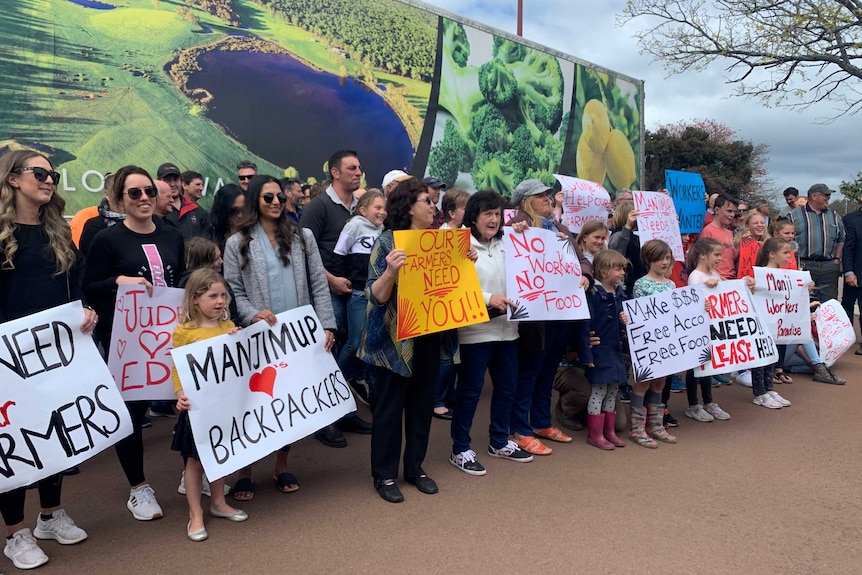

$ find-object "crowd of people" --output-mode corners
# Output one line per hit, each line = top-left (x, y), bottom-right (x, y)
(0, 147), (854, 569)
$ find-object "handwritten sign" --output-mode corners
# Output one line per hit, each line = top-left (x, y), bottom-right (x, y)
(633, 191), (685, 261)
(503, 227), (588, 321)
(108, 286), (184, 401)
(504, 209), (518, 224)
(624, 286), (711, 382)
(393, 228), (486, 340)
(173, 306), (356, 480)
(737, 238), (760, 279)
(0, 303), (133, 493)
(697, 279), (779, 376)
(815, 299), (855, 367)
(554, 174), (610, 234)
(665, 170), (706, 233)
(752, 267), (812, 344)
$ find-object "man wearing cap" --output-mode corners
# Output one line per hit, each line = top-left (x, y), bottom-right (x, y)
(423, 176), (447, 229)
(787, 184), (845, 302)
(157, 162), (183, 211)
(381, 169), (410, 197)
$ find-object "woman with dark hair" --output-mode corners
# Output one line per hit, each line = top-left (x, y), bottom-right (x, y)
(209, 183), (245, 252)
(0, 150), (96, 569)
(223, 174), (336, 501)
(83, 165), (185, 522)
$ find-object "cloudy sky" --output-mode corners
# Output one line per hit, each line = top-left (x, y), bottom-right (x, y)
(421, 0), (861, 200)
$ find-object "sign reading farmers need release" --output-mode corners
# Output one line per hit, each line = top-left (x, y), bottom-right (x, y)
(624, 286), (711, 382)
(752, 267), (812, 344)
(108, 285), (185, 401)
(504, 227), (588, 321)
(0, 303), (133, 493)
(815, 299), (855, 367)
(554, 174), (610, 234)
(393, 229), (486, 340)
(697, 280), (779, 376)
(173, 306), (356, 480)
(664, 170), (706, 233)
(633, 191), (685, 261)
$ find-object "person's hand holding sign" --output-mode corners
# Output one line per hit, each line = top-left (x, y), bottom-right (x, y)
(116, 275), (153, 296)
(385, 249), (407, 275)
(488, 294), (516, 313)
(81, 306), (98, 335)
(252, 309), (278, 326)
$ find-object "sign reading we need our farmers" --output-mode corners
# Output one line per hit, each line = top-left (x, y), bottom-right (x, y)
(633, 191), (685, 262)
(624, 286), (711, 382)
(173, 306), (356, 480)
(752, 267), (812, 344)
(0, 303), (133, 493)
(393, 228), (486, 340)
(554, 174), (610, 234)
(503, 227), (588, 321)
(108, 285), (185, 401)
(697, 279), (779, 376)
(664, 170), (706, 234)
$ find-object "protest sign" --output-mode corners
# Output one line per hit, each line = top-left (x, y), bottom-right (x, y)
(633, 191), (685, 261)
(697, 279), (779, 376)
(625, 286), (711, 382)
(815, 299), (855, 367)
(737, 238), (760, 279)
(504, 227), (588, 321)
(554, 174), (610, 234)
(664, 170), (706, 233)
(393, 228), (486, 340)
(504, 209), (518, 224)
(108, 285), (185, 401)
(0, 303), (133, 493)
(752, 267), (812, 344)
(173, 305), (356, 480)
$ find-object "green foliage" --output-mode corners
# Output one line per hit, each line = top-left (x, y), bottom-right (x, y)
(445, 20), (471, 68)
(492, 37), (526, 64)
(478, 60), (517, 107)
(428, 119), (471, 188)
(839, 172), (862, 202)
(472, 104), (512, 161)
(471, 155), (515, 197)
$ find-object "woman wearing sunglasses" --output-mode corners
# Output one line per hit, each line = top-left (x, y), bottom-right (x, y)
(0, 150), (97, 569)
(222, 174), (336, 501)
(83, 165), (185, 522)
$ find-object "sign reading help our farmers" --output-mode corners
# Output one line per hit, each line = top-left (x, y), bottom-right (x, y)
(503, 227), (588, 321)
(752, 267), (812, 344)
(0, 303), (133, 494)
(624, 286), (711, 382)
(393, 229), (487, 340)
(633, 191), (685, 262)
(554, 174), (610, 234)
(664, 170), (706, 234)
(108, 285), (185, 401)
(815, 299), (855, 367)
(173, 306), (356, 480)
(697, 280), (779, 376)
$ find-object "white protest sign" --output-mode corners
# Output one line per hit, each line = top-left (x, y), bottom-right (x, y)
(0, 303), (133, 493)
(633, 191), (685, 262)
(752, 267), (812, 344)
(697, 279), (779, 376)
(504, 227), (589, 321)
(173, 305), (356, 480)
(815, 299), (855, 367)
(108, 285), (184, 401)
(554, 174), (610, 234)
(624, 286), (711, 382)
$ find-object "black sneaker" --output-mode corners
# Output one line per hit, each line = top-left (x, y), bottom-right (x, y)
(487, 441), (533, 462)
(140, 416), (152, 429)
(663, 413), (679, 428)
(449, 450), (486, 476)
(618, 384), (632, 404)
(147, 403), (175, 418)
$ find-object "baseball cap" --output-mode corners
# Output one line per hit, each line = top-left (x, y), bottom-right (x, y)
(807, 183), (834, 196)
(422, 176), (447, 190)
(382, 169), (410, 188)
(512, 178), (553, 207)
(157, 163), (181, 179)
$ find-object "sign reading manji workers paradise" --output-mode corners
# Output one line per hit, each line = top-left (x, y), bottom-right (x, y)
(108, 285), (185, 401)
(664, 170), (706, 234)
(634, 191), (685, 261)
(752, 267), (812, 344)
(503, 227), (588, 321)
(555, 174), (611, 234)
(0, 303), (133, 493)
(815, 299), (855, 367)
(624, 286), (711, 382)
(393, 228), (486, 340)
(172, 306), (356, 480)
(696, 280), (779, 376)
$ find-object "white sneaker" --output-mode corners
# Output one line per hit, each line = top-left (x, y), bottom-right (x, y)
(705, 402), (731, 420)
(127, 484), (164, 521)
(768, 391), (791, 407)
(33, 509), (87, 545)
(178, 471), (230, 496)
(4, 528), (48, 570)
(753, 393), (782, 409)
(685, 404), (714, 422)
(735, 370), (752, 387)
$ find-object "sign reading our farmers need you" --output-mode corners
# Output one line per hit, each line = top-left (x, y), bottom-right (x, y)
(664, 170), (706, 234)
(554, 174), (610, 234)
(0, 303), (133, 493)
(393, 228), (486, 340)
(633, 191), (685, 262)
(752, 267), (812, 344)
(173, 306), (356, 480)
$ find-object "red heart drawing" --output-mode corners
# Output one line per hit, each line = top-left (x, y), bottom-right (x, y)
(249, 366), (277, 397)
(117, 340), (127, 358)
(139, 331), (171, 359)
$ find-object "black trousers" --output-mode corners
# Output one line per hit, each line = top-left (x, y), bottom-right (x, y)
(0, 475), (62, 526)
(115, 401), (149, 486)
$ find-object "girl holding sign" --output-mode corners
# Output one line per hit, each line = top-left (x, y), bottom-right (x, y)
(0, 150), (95, 570)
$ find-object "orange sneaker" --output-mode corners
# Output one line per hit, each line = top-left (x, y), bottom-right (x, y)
(534, 426), (573, 443)
(515, 435), (552, 456)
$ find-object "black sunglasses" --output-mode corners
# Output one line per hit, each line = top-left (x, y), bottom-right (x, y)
(13, 166), (60, 184)
(238, 174), (254, 181)
(124, 186), (158, 200)
(262, 192), (287, 204)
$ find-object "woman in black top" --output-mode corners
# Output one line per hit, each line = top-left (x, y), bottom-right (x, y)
(83, 165), (185, 522)
(0, 150), (96, 570)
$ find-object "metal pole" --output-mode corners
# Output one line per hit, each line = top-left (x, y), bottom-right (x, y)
(517, 0), (523, 36)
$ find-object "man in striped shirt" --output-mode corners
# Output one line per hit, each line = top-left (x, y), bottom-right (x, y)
(787, 184), (845, 302)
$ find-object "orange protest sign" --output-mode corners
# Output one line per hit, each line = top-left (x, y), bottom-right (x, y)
(737, 237), (761, 279)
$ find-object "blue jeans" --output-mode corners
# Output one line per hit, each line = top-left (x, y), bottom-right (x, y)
(336, 290), (368, 382)
(780, 341), (822, 373)
(329, 290), (350, 356)
(451, 340), (519, 454)
(434, 360), (457, 409)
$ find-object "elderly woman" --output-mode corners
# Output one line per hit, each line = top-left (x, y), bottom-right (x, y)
(223, 175), (335, 501)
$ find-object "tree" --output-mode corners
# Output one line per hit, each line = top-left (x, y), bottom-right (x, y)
(840, 171), (862, 202)
(619, 1), (862, 117)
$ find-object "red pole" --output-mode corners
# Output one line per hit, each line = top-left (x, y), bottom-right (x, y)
(517, 0), (523, 36)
